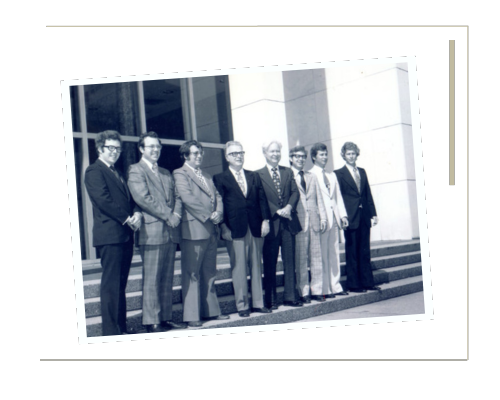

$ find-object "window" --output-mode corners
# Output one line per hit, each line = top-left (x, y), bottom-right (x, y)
(71, 77), (233, 260)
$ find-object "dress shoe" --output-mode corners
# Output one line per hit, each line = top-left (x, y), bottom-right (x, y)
(311, 295), (326, 302)
(187, 321), (203, 328)
(120, 326), (138, 335)
(336, 291), (349, 296)
(283, 300), (303, 307)
(266, 304), (279, 310)
(324, 294), (336, 299)
(203, 314), (230, 321)
(300, 296), (312, 304)
(238, 310), (251, 317)
(365, 286), (381, 291)
(145, 324), (164, 333)
(350, 288), (367, 293)
(161, 320), (188, 330)
(252, 307), (272, 314)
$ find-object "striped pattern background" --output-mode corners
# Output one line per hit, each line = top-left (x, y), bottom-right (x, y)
(412, 58), (467, 319)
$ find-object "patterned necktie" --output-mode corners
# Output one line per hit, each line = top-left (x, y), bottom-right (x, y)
(353, 167), (361, 193)
(152, 163), (158, 175)
(322, 169), (331, 192)
(236, 171), (246, 197)
(298, 170), (306, 192)
(195, 168), (213, 200)
(271, 167), (283, 207)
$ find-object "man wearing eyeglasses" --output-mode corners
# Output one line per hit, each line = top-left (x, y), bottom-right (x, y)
(289, 146), (328, 303)
(84, 130), (142, 336)
(257, 140), (303, 310)
(173, 140), (228, 327)
(213, 141), (272, 318)
(127, 131), (187, 333)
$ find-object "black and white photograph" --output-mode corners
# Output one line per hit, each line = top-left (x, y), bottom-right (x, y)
(62, 57), (431, 343)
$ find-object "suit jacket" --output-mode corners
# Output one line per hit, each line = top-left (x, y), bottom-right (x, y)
(127, 159), (182, 246)
(84, 159), (137, 247)
(293, 170), (327, 233)
(334, 165), (377, 230)
(213, 168), (271, 239)
(173, 164), (223, 241)
(256, 165), (301, 238)
(310, 165), (347, 231)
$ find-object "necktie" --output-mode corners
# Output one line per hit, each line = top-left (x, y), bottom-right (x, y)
(110, 165), (129, 199)
(271, 167), (283, 207)
(195, 168), (213, 200)
(298, 170), (306, 192)
(236, 171), (246, 197)
(322, 169), (331, 192)
(152, 163), (158, 175)
(353, 167), (361, 193)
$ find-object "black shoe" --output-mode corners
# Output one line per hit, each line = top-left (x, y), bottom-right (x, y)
(187, 321), (203, 328)
(283, 301), (303, 307)
(161, 320), (188, 330)
(365, 286), (381, 291)
(266, 304), (279, 310)
(350, 288), (367, 293)
(145, 324), (164, 333)
(324, 294), (336, 299)
(300, 296), (312, 304)
(336, 291), (349, 296)
(252, 307), (272, 314)
(311, 295), (326, 302)
(120, 326), (138, 335)
(238, 310), (251, 317)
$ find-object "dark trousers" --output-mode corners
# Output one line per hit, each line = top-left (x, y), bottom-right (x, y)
(344, 213), (374, 290)
(97, 239), (134, 336)
(263, 223), (299, 307)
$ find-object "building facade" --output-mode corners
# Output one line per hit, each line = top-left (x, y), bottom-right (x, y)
(71, 63), (418, 261)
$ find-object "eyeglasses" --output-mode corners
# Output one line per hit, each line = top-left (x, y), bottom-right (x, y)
(144, 145), (162, 150)
(228, 151), (245, 158)
(103, 146), (122, 153)
(190, 151), (204, 157)
(292, 154), (307, 160)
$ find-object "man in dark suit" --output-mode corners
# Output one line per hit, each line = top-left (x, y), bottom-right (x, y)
(127, 132), (187, 333)
(257, 140), (302, 309)
(173, 140), (229, 327)
(84, 130), (142, 336)
(213, 141), (272, 317)
(334, 142), (380, 293)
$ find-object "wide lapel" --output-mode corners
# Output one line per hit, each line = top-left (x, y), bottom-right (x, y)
(304, 171), (314, 197)
(259, 167), (280, 202)
(98, 159), (128, 198)
(139, 159), (165, 196)
(242, 169), (253, 198)
(341, 165), (359, 194)
(358, 167), (367, 194)
(158, 168), (173, 202)
(184, 164), (212, 198)
(227, 169), (247, 198)
(278, 166), (288, 194)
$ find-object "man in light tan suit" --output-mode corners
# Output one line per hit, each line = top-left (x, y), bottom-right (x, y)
(173, 140), (229, 327)
(289, 146), (328, 303)
(128, 132), (187, 333)
(310, 143), (350, 298)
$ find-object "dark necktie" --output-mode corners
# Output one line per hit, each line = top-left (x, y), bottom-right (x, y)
(110, 165), (129, 199)
(322, 169), (331, 192)
(298, 170), (306, 192)
(271, 167), (283, 207)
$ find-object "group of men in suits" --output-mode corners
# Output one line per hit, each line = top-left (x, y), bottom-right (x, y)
(85, 130), (379, 336)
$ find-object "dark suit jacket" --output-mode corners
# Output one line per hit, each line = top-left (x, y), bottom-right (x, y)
(256, 165), (302, 238)
(213, 168), (271, 239)
(84, 159), (137, 247)
(334, 165), (377, 230)
(127, 160), (182, 246)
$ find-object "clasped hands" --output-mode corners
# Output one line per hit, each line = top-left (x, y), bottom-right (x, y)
(126, 212), (142, 231)
(166, 213), (181, 228)
(276, 204), (293, 220)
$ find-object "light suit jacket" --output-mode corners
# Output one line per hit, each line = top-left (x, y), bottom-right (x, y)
(310, 165), (347, 231)
(173, 164), (223, 241)
(293, 170), (327, 233)
(127, 159), (182, 245)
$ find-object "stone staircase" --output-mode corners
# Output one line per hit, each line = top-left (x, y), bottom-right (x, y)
(83, 239), (422, 336)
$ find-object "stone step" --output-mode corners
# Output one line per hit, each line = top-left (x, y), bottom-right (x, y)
(82, 240), (420, 278)
(87, 274), (423, 337)
(83, 244), (421, 299)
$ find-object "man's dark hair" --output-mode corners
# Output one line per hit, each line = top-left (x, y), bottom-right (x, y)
(138, 131), (161, 150)
(289, 145), (308, 166)
(95, 130), (122, 152)
(310, 142), (328, 163)
(179, 140), (204, 160)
